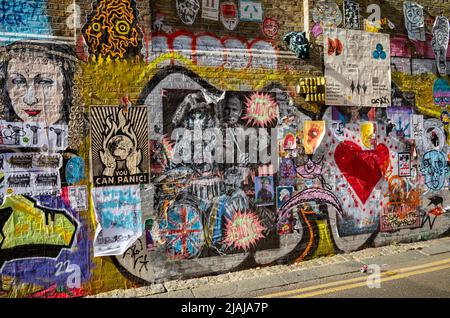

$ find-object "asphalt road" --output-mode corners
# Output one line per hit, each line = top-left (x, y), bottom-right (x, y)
(246, 252), (450, 298)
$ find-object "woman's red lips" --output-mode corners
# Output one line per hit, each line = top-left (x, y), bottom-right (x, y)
(24, 110), (42, 117)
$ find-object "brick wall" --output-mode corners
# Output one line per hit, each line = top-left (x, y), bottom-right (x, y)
(0, 0), (449, 297)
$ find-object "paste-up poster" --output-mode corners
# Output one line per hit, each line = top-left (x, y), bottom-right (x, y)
(343, 0), (360, 30)
(1, 152), (62, 197)
(432, 16), (449, 75)
(303, 121), (326, 154)
(202, 0), (219, 21)
(92, 185), (142, 256)
(411, 114), (424, 148)
(62, 185), (89, 212)
(0, 121), (68, 151)
(255, 176), (274, 206)
(360, 122), (376, 149)
(221, 1), (239, 31)
(4, 171), (61, 196)
(403, 2), (425, 42)
(323, 28), (391, 107)
(90, 107), (149, 187)
(176, 0), (200, 25)
(387, 107), (412, 139)
(239, 0), (263, 22)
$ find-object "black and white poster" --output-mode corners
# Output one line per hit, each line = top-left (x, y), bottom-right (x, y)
(343, 0), (360, 30)
(90, 106), (149, 187)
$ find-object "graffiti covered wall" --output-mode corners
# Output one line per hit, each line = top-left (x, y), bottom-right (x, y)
(0, 0), (450, 297)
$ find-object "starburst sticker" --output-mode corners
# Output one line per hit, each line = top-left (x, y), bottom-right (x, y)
(242, 92), (278, 127)
(224, 210), (265, 251)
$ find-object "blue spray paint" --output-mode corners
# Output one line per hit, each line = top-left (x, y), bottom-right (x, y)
(65, 157), (85, 185)
(0, 0), (52, 42)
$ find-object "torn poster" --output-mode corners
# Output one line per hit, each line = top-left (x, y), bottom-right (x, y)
(323, 28), (391, 107)
(202, 0), (219, 21)
(403, 2), (425, 42)
(90, 106), (149, 187)
(92, 185), (142, 257)
(432, 16), (449, 75)
(0, 121), (68, 151)
(343, 0), (360, 30)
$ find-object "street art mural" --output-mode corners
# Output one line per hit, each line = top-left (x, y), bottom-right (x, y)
(1, 0), (450, 298)
(82, 0), (143, 59)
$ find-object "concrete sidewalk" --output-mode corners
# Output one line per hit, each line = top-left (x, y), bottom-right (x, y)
(88, 237), (450, 298)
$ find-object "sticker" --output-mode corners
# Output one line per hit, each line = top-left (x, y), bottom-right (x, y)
(254, 176), (274, 206)
(387, 107), (412, 140)
(441, 110), (450, 125)
(281, 127), (296, 150)
(398, 152), (411, 177)
(360, 122), (376, 149)
(202, 0), (219, 21)
(276, 186), (294, 209)
(67, 185), (89, 211)
(221, 1), (239, 30)
(303, 121), (326, 154)
(0, 121), (68, 151)
(343, 0), (360, 30)
(242, 92), (278, 127)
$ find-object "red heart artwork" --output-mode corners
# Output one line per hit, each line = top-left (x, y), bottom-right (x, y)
(334, 141), (390, 205)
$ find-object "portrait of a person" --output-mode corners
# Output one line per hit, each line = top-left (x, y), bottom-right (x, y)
(223, 92), (244, 127)
(256, 176), (274, 206)
(0, 41), (77, 126)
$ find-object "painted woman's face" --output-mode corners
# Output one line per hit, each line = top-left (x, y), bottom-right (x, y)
(6, 56), (64, 125)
